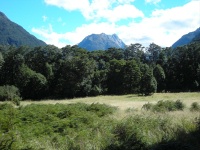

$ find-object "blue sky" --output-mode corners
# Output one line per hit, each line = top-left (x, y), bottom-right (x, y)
(0, 0), (199, 48)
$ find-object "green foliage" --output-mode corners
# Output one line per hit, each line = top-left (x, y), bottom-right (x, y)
(17, 64), (47, 99)
(0, 12), (46, 47)
(87, 103), (117, 117)
(106, 115), (196, 150)
(190, 102), (200, 111)
(0, 85), (21, 105)
(122, 60), (141, 94)
(142, 100), (185, 112)
(0, 41), (200, 99)
(0, 104), (18, 149)
(0, 103), (117, 149)
(142, 102), (154, 111)
(153, 64), (166, 92)
(0, 52), (4, 69)
(0, 102), (199, 149)
(139, 64), (157, 95)
(107, 59), (125, 94)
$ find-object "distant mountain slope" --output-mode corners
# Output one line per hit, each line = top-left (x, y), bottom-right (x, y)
(78, 33), (126, 51)
(0, 12), (46, 47)
(172, 27), (200, 48)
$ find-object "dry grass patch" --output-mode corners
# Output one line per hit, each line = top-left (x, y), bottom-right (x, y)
(20, 92), (200, 110)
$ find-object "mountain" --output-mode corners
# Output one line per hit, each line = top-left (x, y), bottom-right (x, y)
(0, 12), (46, 47)
(172, 27), (200, 48)
(78, 33), (126, 51)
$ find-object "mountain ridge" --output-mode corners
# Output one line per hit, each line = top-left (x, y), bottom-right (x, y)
(78, 33), (126, 51)
(172, 27), (200, 48)
(0, 11), (46, 47)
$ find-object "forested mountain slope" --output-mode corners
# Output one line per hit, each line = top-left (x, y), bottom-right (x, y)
(172, 27), (200, 48)
(0, 12), (46, 47)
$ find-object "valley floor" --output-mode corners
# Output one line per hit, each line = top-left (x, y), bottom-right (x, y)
(21, 92), (200, 110)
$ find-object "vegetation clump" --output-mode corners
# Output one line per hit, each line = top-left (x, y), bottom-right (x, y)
(0, 85), (21, 105)
(142, 100), (185, 112)
(190, 102), (200, 111)
(0, 102), (199, 150)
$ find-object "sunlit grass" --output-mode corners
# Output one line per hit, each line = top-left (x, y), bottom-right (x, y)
(19, 92), (200, 123)
(21, 92), (200, 110)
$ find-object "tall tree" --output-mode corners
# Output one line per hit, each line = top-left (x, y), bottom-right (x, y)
(17, 64), (47, 99)
(139, 64), (157, 95)
(107, 59), (125, 94)
(153, 64), (166, 92)
(146, 43), (162, 64)
(124, 43), (145, 61)
(122, 60), (141, 94)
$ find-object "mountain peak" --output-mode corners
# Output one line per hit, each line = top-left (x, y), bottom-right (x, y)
(78, 33), (126, 51)
(0, 12), (6, 17)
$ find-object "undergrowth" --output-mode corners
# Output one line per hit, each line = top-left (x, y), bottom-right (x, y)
(0, 102), (199, 150)
(142, 100), (185, 112)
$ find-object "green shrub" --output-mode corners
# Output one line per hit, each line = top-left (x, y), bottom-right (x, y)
(142, 102), (153, 111)
(174, 100), (185, 110)
(0, 102), (198, 150)
(142, 100), (185, 112)
(154, 100), (176, 112)
(106, 115), (193, 150)
(0, 85), (21, 105)
(87, 103), (117, 117)
(190, 102), (200, 111)
(0, 104), (18, 149)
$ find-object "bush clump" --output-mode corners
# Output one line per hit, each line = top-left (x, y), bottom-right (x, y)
(142, 100), (185, 112)
(190, 102), (200, 111)
(0, 85), (21, 105)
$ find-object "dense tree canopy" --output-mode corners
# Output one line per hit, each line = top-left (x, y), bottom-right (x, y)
(0, 41), (200, 100)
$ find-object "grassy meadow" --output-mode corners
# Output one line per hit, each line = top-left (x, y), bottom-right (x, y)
(22, 92), (200, 110)
(1, 92), (200, 150)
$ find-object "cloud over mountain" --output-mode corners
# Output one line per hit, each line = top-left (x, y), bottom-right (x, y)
(32, 0), (200, 48)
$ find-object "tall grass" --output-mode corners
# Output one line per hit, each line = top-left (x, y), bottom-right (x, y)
(0, 101), (200, 150)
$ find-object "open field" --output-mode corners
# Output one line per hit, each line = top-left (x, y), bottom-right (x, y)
(20, 92), (200, 122)
(21, 92), (200, 110)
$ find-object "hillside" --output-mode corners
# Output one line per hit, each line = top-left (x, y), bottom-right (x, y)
(0, 11), (46, 47)
(172, 27), (200, 48)
(78, 33), (126, 51)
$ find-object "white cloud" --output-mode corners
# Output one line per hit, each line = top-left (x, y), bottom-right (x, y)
(42, 15), (48, 22)
(34, 0), (200, 48)
(32, 23), (117, 48)
(92, 4), (144, 22)
(145, 0), (161, 4)
(44, 0), (90, 11)
(32, 24), (68, 48)
(44, 0), (143, 22)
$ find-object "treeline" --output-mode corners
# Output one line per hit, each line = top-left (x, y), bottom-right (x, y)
(0, 42), (200, 100)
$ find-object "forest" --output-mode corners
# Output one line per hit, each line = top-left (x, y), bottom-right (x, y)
(0, 41), (200, 102)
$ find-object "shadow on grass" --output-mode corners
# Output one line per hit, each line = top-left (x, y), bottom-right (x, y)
(151, 128), (200, 150)
(105, 127), (200, 150)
